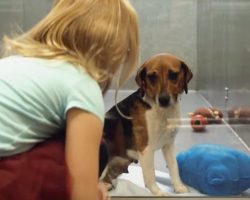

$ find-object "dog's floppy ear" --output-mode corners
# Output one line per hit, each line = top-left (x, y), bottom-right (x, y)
(135, 64), (147, 97)
(135, 64), (147, 89)
(181, 61), (193, 94)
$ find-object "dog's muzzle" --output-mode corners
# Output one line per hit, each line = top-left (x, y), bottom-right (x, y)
(158, 93), (170, 107)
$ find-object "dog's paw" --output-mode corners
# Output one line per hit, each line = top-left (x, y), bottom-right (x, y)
(154, 190), (169, 196)
(148, 185), (169, 196)
(174, 183), (189, 193)
(103, 182), (113, 191)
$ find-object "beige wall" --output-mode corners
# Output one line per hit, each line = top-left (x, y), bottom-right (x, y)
(197, 0), (250, 109)
(121, 0), (198, 90)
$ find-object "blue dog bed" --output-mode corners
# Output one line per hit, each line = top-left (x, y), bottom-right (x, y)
(177, 144), (250, 196)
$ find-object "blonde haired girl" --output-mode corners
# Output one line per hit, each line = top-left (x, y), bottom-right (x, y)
(4, 0), (139, 90)
(0, 0), (139, 199)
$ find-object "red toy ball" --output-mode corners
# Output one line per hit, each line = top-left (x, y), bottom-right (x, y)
(191, 114), (208, 132)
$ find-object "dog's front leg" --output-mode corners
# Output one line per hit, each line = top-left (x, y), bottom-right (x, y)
(162, 144), (188, 193)
(138, 147), (168, 196)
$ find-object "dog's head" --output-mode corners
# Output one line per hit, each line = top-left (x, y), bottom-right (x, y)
(135, 53), (193, 107)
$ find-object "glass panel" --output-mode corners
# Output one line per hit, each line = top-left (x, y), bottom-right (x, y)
(197, 0), (250, 153)
(0, 0), (250, 199)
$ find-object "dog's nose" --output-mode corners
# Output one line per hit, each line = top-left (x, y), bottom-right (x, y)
(158, 94), (170, 107)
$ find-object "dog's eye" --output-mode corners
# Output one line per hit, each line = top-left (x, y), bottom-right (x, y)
(168, 70), (178, 81)
(147, 73), (157, 83)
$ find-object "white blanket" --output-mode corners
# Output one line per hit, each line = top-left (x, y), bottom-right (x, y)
(109, 165), (250, 197)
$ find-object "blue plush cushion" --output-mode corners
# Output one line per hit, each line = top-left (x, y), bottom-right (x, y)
(177, 144), (250, 196)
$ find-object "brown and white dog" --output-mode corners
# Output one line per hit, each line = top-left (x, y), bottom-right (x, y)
(101, 53), (193, 196)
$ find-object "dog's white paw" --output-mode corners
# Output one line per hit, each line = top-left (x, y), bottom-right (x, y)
(174, 183), (189, 193)
(154, 190), (169, 196)
(148, 184), (169, 196)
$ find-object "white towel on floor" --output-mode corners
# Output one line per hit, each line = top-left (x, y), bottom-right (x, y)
(109, 165), (204, 196)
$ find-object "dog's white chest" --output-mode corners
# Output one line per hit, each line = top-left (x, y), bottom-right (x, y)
(145, 104), (180, 149)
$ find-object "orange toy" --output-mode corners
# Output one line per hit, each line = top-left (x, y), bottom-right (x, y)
(228, 106), (250, 124)
(189, 107), (223, 124)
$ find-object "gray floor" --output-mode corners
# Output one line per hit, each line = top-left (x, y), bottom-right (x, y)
(226, 90), (250, 148)
(104, 90), (250, 172)
(229, 124), (250, 147)
(201, 89), (250, 148)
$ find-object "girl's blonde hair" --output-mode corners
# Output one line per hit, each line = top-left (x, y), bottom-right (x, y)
(3, 0), (139, 91)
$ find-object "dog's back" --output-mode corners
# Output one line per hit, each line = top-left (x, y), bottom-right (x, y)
(103, 89), (151, 158)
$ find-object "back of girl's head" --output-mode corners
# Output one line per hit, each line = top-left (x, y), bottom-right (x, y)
(3, 0), (139, 90)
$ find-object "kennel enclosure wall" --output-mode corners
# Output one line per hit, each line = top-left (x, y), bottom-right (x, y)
(0, 0), (250, 197)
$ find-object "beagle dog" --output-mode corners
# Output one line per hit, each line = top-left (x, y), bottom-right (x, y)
(101, 53), (193, 196)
